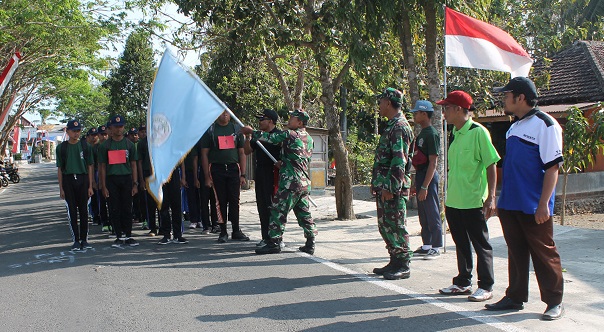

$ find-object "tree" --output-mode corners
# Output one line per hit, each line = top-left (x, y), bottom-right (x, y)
(104, 29), (156, 127)
(0, 0), (117, 149)
(560, 105), (604, 224)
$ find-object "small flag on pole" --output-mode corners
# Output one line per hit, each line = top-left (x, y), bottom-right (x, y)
(445, 7), (533, 78)
(146, 49), (227, 206)
(0, 52), (22, 97)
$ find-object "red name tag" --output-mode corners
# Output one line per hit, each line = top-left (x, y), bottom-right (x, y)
(108, 150), (127, 165)
(218, 135), (235, 149)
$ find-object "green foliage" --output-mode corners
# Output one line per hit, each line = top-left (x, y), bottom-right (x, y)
(104, 29), (156, 127)
(563, 105), (604, 173)
(347, 129), (379, 184)
(13, 153), (22, 161)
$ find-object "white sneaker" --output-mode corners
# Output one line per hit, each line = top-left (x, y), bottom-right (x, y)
(439, 284), (472, 295)
(189, 223), (197, 229)
(468, 288), (493, 302)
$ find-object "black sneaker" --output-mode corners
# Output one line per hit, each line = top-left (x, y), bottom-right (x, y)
(210, 225), (221, 233)
(173, 237), (188, 244)
(413, 247), (430, 255)
(125, 238), (139, 247)
(111, 239), (123, 248)
(255, 242), (281, 255)
(231, 231), (250, 241)
(158, 237), (171, 245)
(218, 233), (228, 243)
(80, 241), (93, 250)
(70, 242), (81, 251)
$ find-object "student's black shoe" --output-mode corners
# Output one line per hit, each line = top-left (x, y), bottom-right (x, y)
(232, 231), (250, 241)
(111, 239), (123, 248)
(125, 238), (139, 247)
(80, 241), (93, 250)
(383, 260), (410, 280)
(70, 242), (81, 251)
(158, 237), (171, 245)
(173, 237), (188, 244)
(298, 237), (316, 255)
(255, 242), (281, 255)
(211, 225), (221, 233)
(218, 233), (228, 243)
(485, 296), (524, 311)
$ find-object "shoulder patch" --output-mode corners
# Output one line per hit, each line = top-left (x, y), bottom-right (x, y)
(535, 111), (555, 127)
(469, 123), (480, 131)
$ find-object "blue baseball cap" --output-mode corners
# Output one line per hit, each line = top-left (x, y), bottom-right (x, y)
(109, 115), (125, 127)
(409, 100), (434, 113)
(66, 120), (82, 131)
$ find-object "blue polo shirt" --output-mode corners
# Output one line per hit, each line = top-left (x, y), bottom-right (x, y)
(498, 108), (563, 215)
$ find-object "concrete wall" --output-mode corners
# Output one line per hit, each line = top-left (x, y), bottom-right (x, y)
(556, 171), (604, 196)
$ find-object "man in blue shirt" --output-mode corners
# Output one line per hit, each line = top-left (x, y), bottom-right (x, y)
(486, 77), (564, 321)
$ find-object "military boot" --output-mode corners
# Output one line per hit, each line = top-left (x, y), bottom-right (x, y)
(255, 240), (281, 255)
(298, 237), (315, 255)
(373, 255), (395, 275)
(383, 259), (410, 280)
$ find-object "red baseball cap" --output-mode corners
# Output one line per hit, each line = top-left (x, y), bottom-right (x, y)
(436, 90), (475, 110)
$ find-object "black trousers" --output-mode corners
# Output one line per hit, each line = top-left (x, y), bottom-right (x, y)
(445, 206), (495, 291)
(91, 170), (108, 225)
(142, 170), (158, 231)
(185, 169), (200, 224)
(210, 163), (241, 232)
(62, 174), (89, 243)
(198, 166), (217, 229)
(255, 168), (276, 240)
(159, 173), (183, 238)
(107, 175), (133, 238)
(498, 209), (564, 306)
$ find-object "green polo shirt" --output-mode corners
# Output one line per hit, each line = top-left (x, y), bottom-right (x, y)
(446, 119), (500, 209)
(98, 137), (138, 176)
(56, 141), (94, 175)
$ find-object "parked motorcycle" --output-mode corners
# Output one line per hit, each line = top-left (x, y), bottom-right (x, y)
(0, 169), (9, 187)
(4, 165), (20, 183)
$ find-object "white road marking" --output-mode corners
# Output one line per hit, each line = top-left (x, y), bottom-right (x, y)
(301, 253), (527, 332)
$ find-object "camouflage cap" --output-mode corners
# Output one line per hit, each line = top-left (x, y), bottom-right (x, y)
(289, 109), (309, 124)
(377, 87), (403, 103)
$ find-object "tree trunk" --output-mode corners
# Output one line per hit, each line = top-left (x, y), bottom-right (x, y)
(561, 171), (568, 225)
(317, 63), (355, 220)
(396, 8), (420, 104)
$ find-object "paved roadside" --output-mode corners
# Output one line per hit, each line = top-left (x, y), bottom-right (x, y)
(238, 188), (604, 332)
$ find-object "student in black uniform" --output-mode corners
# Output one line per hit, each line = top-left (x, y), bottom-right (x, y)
(96, 125), (111, 233)
(243, 109), (281, 247)
(98, 115), (139, 248)
(56, 120), (94, 251)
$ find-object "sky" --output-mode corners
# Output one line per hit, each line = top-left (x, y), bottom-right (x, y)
(25, 1), (201, 125)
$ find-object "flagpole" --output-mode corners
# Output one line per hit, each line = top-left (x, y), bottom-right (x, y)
(442, 4), (448, 253)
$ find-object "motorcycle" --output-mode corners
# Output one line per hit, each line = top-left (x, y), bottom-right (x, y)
(4, 165), (20, 183)
(0, 169), (9, 187)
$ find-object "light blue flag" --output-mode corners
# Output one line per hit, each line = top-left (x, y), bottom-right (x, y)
(147, 49), (226, 206)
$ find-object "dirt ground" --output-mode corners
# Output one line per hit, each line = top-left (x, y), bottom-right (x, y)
(553, 213), (604, 230)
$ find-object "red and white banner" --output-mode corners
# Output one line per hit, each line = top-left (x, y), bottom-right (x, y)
(445, 7), (532, 78)
(0, 91), (17, 132)
(12, 126), (21, 154)
(24, 131), (31, 152)
(0, 52), (22, 97)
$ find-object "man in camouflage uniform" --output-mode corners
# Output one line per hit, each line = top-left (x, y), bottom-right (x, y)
(371, 88), (414, 280)
(241, 109), (317, 255)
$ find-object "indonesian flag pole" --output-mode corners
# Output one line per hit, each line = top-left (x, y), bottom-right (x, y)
(0, 52), (22, 97)
(444, 7), (533, 77)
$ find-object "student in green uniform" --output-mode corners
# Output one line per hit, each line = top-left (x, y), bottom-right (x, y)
(56, 120), (94, 251)
(98, 115), (139, 248)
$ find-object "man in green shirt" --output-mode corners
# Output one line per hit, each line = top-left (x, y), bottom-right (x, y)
(200, 111), (249, 243)
(437, 91), (500, 302)
(98, 115), (139, 248)
(56, 120), (94, 251)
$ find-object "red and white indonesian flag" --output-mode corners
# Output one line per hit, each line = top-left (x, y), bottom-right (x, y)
(445, 7), (532, 78)
(11, 126), (21, 154)
(0, 52), (22, 97)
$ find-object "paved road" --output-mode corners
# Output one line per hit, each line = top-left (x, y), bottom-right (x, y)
(0, 162), (602, 331)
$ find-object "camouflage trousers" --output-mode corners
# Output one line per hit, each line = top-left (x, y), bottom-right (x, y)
(268, 189), (317, 241)
(376, 192), (411, 261)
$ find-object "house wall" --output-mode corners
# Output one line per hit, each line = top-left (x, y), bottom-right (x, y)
(556, 171), (604, 197)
